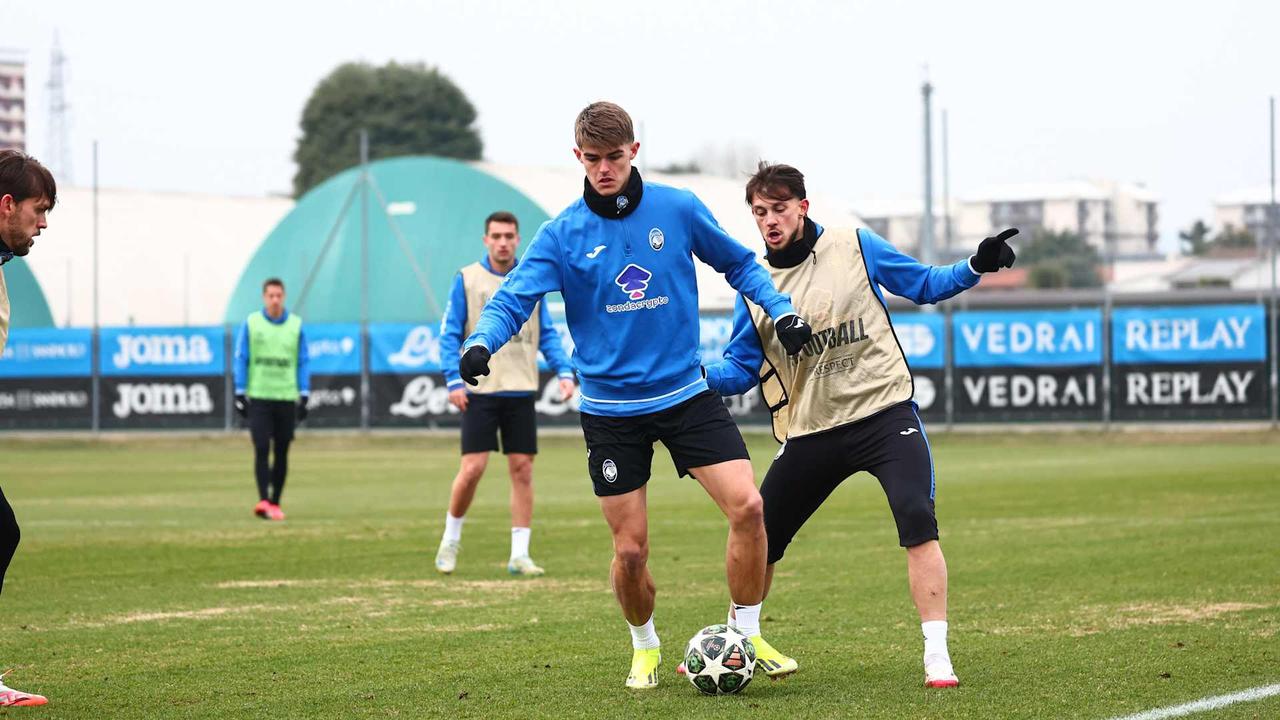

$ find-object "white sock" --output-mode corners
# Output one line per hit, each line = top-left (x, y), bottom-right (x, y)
(922, 620), (949, 661)
(510, 527), (531, 559)
(628, 616), (660, 650)
(442, 513), (464, 544)
(730, 602), (762, 638)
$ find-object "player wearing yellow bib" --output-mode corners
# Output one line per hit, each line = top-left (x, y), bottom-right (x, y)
(434, 211), (576, 577)
(233, 278), (311, 522)
(694, 163), (1017, 688)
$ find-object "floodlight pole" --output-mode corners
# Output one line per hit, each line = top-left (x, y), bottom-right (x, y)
(942, 109), (953, 257)
(359, 129), (371, 431)
(91, 140), (100, 433)
(921, 80), (935, 266)
(1269, 96), (1277, 428)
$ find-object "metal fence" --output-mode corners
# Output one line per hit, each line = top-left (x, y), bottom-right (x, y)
(1, 290), (1274, 431)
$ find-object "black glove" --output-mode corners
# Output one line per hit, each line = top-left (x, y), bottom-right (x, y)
(297, 397), (309, 423)
(459, 345), (492, 386)
(775, 314), (813, 356)
(234, 394), (249, 419)
(972, 227), (1019, 273)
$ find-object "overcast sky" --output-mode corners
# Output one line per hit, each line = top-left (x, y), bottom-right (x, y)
(8, 0), (1279, 252)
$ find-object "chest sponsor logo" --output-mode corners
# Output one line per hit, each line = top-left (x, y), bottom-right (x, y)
(648, 228), (664, 251)
(615, 264), (652, 300)
(112, 382), (215, 418)
(608, 264), (669, 313)
(111, 334), (213, 370)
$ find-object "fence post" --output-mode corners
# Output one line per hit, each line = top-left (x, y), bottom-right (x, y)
(943, 302), (954, 430)
(1102, 301), (1113, 429)
(90, 327), (100, 433)
(224, 324), (233, 432)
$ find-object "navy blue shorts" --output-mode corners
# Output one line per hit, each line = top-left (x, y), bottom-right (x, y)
(761, 401), (938, 562)
(579, 390), (750, 497)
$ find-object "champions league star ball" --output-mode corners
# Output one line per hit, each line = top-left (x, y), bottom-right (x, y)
(684, 624), (755, 695)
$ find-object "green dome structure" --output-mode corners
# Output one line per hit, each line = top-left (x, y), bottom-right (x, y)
(3, 259), (55, 328)
(224, 156), (552, 325)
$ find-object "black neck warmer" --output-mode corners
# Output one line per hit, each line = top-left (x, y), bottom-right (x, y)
(583, 168), (644, 219)
(766, 216), (820, 268)
(0, 238), (12, 266)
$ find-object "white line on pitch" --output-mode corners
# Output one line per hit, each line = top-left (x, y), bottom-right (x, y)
(1106, 683), (1280, 720)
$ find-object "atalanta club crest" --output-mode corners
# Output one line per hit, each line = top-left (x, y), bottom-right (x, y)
(648, 228), (664, 251)
(616, 196), (629, 212)
(602, 459), (618, 483)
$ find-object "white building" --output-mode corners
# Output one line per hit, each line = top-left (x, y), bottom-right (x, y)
(0, 57), (26, 152)
(957, 181), (1160, 260)
(856, 180), (1160, 261)
(1214, 186), (1278, 245)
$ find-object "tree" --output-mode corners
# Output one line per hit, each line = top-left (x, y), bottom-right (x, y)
(1176, 219), (1256, 257)
(1179, 219), (1211, 256)
(1021, 228), (1102, 288)
(292, 62), (483, 197)
(1210, 224), (1256, 253)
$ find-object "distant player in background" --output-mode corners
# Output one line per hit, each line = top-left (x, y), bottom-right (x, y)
(435, 211), (576, 577)
(233, 278), (310, 521)
(699, 162), (1017, 687)
(458, 103), (812, 689)
(0, 148), (54, 707)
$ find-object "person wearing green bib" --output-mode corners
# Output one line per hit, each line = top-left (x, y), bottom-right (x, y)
(233, 278), (311, 521)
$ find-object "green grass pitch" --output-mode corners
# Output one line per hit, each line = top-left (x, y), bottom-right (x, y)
(2, 429), (1277, 719)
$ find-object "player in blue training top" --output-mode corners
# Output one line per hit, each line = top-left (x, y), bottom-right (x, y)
(434, 211), (576, 578)
(459, 102), (813, 689)
(695, 162), (1017, 688)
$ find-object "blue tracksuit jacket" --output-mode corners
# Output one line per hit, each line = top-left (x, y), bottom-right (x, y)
(464, 181), (796, 416)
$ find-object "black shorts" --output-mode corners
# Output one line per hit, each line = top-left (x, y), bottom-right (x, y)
(460, 393), (538, 455)
(761, 400), (938, 563)
(579, 390), (750, 497)
(248, 398), (296, 447)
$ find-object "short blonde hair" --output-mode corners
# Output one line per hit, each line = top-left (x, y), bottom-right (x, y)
(574, 102), (635, 149)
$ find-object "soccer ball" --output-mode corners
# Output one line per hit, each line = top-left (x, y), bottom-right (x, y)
(684, 624), (755, 695)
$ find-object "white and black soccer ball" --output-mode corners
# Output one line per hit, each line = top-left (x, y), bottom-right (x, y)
(684, 624), (755, 695)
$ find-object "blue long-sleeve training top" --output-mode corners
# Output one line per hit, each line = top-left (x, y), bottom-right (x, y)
(438, 254), (575, 396)
(463, 181), (796, 417)
(233, 308), (311, 396)
(705, 225), (980, 396)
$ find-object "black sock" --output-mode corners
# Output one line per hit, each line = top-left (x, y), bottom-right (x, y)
(270, 440), (290, 505)
(253, 440), (271, 502)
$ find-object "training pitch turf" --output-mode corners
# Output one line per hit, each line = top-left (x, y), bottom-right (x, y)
(2, 429), (1277, 719)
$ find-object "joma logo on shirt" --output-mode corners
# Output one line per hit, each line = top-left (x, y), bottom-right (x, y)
(796, 318), (869, 358)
